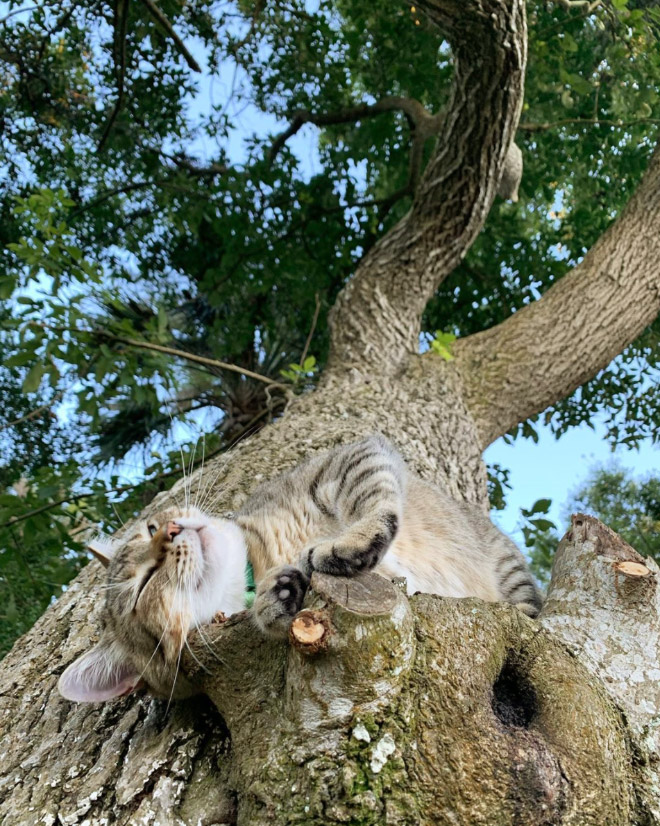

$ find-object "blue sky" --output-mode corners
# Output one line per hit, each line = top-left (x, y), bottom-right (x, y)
(487, 421), (659, 544)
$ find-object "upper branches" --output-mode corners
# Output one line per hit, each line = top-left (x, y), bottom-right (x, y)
(326, 0), (527, 373)
(269, 95), (442, 221)
(456, 140), (660, 448)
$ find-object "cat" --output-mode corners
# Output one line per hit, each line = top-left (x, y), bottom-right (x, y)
(58, 434), (541, 703)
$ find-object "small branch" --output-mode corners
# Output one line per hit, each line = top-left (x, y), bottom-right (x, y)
(269, 96), (435, 164)
(519, 117), (660, 132)
(0, 392), (63, 432)
(138, 0), (201, 73)
(97, 0), (129, 152)
(0, 5), (40, 24)
(299, 293), (321, 367)
(229, 0), (264, 53)
(96, 332), (290, 390)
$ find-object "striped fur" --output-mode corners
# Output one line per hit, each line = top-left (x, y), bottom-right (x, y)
(243, 435), (542, 636)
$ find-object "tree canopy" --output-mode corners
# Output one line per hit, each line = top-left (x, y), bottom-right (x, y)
(1, 0), (660, 655)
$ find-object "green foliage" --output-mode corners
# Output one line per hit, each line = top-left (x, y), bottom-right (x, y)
(1, 0), (660, 654)
(525, 465), (660, 585)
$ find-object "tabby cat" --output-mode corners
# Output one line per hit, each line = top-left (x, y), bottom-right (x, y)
(58, 435), (541, 702)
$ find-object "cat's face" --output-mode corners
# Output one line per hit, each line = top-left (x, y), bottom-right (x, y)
(58, 506), (247, 703)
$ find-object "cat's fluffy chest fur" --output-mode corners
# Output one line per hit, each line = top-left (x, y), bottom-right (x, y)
(58, 435), (540, 703)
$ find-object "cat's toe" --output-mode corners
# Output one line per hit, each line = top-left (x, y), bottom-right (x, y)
(253, 565), (309, 638)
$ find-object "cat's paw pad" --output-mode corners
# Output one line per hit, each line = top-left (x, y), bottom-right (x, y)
(253, 565), (309, 638)
(303, 536), (385, 578)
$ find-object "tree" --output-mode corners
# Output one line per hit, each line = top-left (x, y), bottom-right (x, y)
(526, 464), (660, 584)
(2, 0), (660, 822)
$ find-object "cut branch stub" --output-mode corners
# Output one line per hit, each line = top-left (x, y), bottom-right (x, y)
(285, 572), (415, 728)
(541, 514), (660, 823)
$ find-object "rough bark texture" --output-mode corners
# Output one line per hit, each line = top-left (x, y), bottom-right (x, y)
(3, 0), (660, 820)
(541, 514), (660, 824)
(457, 141), (660, 448)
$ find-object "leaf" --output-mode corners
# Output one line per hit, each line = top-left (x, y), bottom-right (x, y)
(529, 498), (552, 515)
(430, 331), (456, 361)
(22, 363), (45, 394)
(529, 518), (556, 532)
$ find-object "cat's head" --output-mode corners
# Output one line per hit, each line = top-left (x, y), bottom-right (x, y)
(58, 505), (247, 703)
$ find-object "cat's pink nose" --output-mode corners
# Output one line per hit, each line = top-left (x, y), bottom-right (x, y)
(166, 522), (182, 542)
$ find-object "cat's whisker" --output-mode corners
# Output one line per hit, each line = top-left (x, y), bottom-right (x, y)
(165, 613), (185, 714)
(193, 434), (206, 512)
(177, 444), (189, 510)
(111, 504), (125, 527)
(137, 576), (179, 684)
(196, 431), (252, 514)
(184, 637), (210, 674)
(196, 451), (235, 515)
(181, 577), (226, 666)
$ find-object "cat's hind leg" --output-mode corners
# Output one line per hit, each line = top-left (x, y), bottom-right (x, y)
(303, 436), (404, 578)
(253, 564), (309, 638)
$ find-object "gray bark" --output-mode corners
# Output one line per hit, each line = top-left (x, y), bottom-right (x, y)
(3, 0), (660, 821)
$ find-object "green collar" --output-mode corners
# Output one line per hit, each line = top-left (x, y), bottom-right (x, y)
(245, 560), (256, 608)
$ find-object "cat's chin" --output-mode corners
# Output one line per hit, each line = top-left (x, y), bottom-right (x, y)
(181, 518), (249, 624)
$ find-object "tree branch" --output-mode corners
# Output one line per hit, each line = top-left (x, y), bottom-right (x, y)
(97, 0), (129, 152)
(327, 0), (527, 373)
(518, 116), (660, 132)
(96, 331), (290, 390)
(268, 96), (435, 164)
(456, 140), (660, 448)
(138, 0), (201, 73)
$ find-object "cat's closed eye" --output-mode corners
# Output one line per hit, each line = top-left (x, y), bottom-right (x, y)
(147, 523), (157, 537)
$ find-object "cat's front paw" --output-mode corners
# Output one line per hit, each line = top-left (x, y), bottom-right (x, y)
(253, 565), (309, 638)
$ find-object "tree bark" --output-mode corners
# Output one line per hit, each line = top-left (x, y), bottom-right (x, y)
(457, 142), (660, 448)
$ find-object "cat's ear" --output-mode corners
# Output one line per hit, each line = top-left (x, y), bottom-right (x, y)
(58, 639), (143, 702)
(88, 536), (115, 568)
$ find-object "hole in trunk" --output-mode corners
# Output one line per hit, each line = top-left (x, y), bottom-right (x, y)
(492, 655), (537, 728)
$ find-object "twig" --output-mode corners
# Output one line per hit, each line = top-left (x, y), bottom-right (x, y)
(300, 293), (321, 367)
(0, 5), (40, 24)
(96, 331), (290, 390)
(1, 391), (64, 432)
(138, 0), (201, 73)
(230, 0), (264, 53)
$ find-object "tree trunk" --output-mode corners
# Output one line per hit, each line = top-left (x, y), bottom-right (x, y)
(2, 371), (660, 825)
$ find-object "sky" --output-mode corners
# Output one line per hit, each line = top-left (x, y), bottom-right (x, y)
(486, 422), (659, 545)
